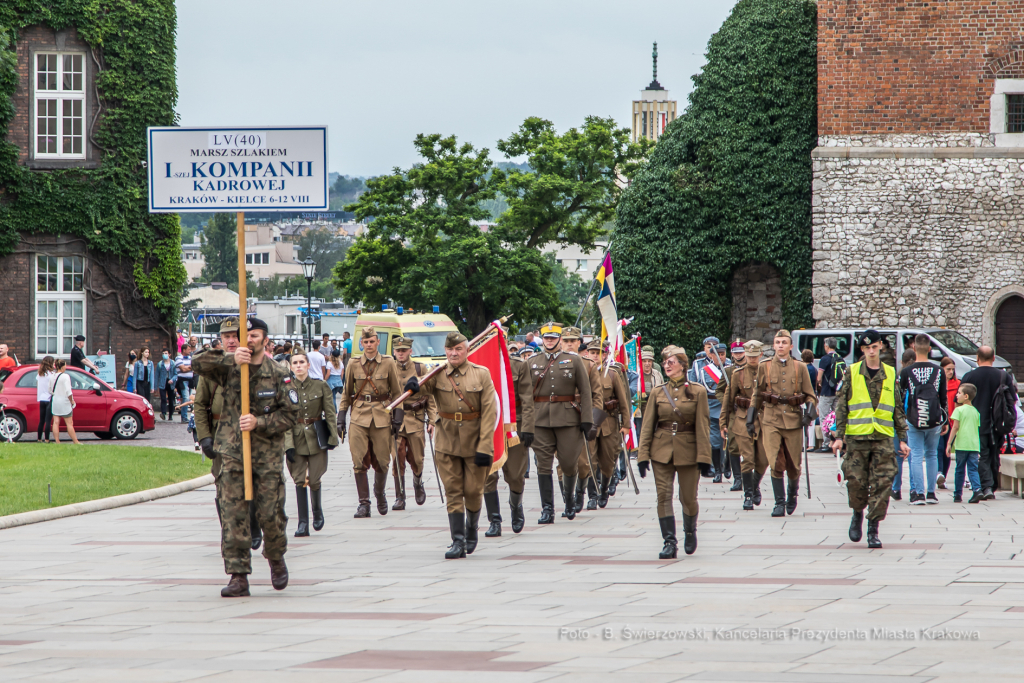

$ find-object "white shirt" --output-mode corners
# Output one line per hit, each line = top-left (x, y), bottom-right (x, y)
(50, 373), (74, 416)
(1014, 402), (1024, 449)
(307, 350), (326, 381)
(37, 371), (55, 402)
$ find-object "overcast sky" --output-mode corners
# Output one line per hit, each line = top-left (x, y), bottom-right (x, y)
(175, 1), (738, 177)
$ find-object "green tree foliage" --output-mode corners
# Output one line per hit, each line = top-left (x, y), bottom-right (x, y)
(199, 214), (240, 288)
(247, 275), (335, 302)
(328, 175), (366, 212)
(613, 0), (818, 353)
(296, 226), (350, 282)
(543, 251), (589, 317)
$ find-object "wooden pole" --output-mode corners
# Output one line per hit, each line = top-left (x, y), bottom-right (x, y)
(237, 212), (253, 501)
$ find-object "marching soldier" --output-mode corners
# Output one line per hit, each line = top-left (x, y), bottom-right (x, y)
(286, 351), (339, 536)
(526, 322), (594, 523)
(722, 340), (769, 510)
(337, 327), (403, 518)
(751, 329), (817, 518)
(195, 317), (264, 551)
(192, 317), (299, 598)
(483, 340), (534, 536)
(392, 337), (437, 510)
(831, 329), (910, 549)
(716, 340), (747, 492)
(403, 332), (499, 558)
(558, 327), (602, 513)
(593, 342), (632, 507)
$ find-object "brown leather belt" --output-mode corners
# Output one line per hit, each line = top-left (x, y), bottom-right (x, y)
(403, 398), (428, 412)
(765, 393), (803, 407)
(534, 395), (575, 402)
(301, 417), (319, 425)
(657, 420), (695, 433)
(733, 396), (751, 410)
(358, 393), (391, 403)
(439, 411), (480, 422)
(603, 400), (619, 412)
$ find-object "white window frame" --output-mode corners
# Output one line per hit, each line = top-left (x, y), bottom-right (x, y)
(33, 51), (87, 160)
(990, 79), (1024, 146)
(35, 255), (87, 359)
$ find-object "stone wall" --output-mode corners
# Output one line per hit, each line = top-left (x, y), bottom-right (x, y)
(811, 134), (1024, 344)
(731, 263), (783, 345)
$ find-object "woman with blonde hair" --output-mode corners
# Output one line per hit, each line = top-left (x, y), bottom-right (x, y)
(50, 359), (81, 445)
(636, 346), (712, 559)
(36, 356), (56, 442)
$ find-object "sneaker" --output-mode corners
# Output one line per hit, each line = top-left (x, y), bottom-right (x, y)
(911, 492), (926, 506)
(968, 491), (983, 504)
(926, 492), (938, 504)
(983, 488), (995, 500)
(936, 474), (945, 486)
(891, 490), (902, 501)
(953, 495), (962, 503)
(937, 482), (946, 490)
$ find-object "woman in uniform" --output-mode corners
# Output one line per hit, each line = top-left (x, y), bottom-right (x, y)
(637, 346), (712, 559)
(288, 351), (339, 537)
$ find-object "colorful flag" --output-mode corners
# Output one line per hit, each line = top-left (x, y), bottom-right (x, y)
(595, 252), (618, 351)
(703, 361), (723, 384)
(467, 322), (517, 473)
(622, 334), (642, 451)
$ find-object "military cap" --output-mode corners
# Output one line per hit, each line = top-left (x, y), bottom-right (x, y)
(774, 329), (792, 340)
(702, 336), (719, 347)
(730, 339), (745, 352)
(539, 321), (564, 338)
(561, 326), (582, 340)
(518, 346), (536, 357)
(858, 329), (882, 347)
(245, 317), (269, 333)
(361, 326), (376, 339)
(220, 317), (242, 335)
(393, 336), (413, 350)
(641, 347), (655, 360)
(662, 345), (688, 362)
(445, 331), (468, 348)
(743, 339), (765, 355)
(74, 334), (86, 341)
(586, 339), (604, 351)
(715, 343), (728, 352)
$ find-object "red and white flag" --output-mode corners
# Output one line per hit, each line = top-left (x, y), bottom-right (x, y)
(467, 322), (518, 472)
(703, 361), (722, 384)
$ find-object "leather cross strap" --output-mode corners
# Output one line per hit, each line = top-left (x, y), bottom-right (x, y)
(447, 372), (479, 414)
(532, 354), (560, 396)
(660, 384), (690, 424)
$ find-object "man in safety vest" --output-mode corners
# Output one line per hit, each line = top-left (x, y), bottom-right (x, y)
(831, 329), (911, 549)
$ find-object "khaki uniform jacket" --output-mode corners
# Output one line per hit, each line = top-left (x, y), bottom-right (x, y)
(289, 376), (339, 456)
(638, 368), (663, 414)
(598, 364), (631, 437)
(722, 363), (760, 436)
(419, 360), (499, 457)
(581, 355), (604, 424)
(834, 362), (909, 442)
(510, 356), (535, 433)
(752, 357), (817, 431)
(193, 375), (224, 442)
(395, 359), (438, 434)
(338, 353), (402, 429)
(715, 364), (737, 406)
(638, 380), (713, 466)
(527, 351), (593, 429)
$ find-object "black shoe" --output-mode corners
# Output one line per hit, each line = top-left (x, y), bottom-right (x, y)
(412, 474), (426, 505)
(786, 477), (799, 515)
(658, 516), (677, 559)
(771, 477), (786, 517)
(562, 475), (578, 520)
(293, 486), (309, 538)
(311, 487), (325, 531)
(465, 508), (481, 554)
(608, 471), (619, 496)
(484, 491), (502, 538)
(538, 475), (555, 524)
(598, 477), (610, 508)
(729, 455), (743, 491)
(953, 495), (962, 503)
(925, 492), (938, 505)
(682, 513), (697, 555)
(849, 510), (864, 542)
(509, 491), (525, 534)
(867, 519), (881, 548)
(983, 488), (995, 500)
(891, 490), (902, 501)
(586, 476), (598, 510)
(249, 500), (263, 550)
(741, 472), (754, 511)
(574, 479), (585, 514)
(445, 513), (467, 559)
(968, 491), (983, 503)
(752, 471), (763, 506)
(712, 448), (723, 483)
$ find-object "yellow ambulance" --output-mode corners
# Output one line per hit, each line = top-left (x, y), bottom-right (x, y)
(353, 306), (460, 364)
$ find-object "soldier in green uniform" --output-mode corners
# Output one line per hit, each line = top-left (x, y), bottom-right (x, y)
(716, 340), (746, 492)
(556, 327), (602, 514)
(403, 332), (499, 558)
(392, 337), (437, 510)
(286, 351), (339, 536)
(722, 340), (769, 510)
(593, 341), (632, 507)
(192, 317), (299, 598)
(525, 322), (594, 523)
(831, 329), (910, 548)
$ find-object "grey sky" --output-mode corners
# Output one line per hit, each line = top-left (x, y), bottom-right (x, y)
(176, 1), (738, 177)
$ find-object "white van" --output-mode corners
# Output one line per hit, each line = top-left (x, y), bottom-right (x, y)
(791, 328), (1014, 380)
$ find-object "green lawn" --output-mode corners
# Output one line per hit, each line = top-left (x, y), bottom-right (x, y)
(0, 444), (210, 517)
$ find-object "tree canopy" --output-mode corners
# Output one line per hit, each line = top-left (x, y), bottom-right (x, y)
(199, 214), (240, 288)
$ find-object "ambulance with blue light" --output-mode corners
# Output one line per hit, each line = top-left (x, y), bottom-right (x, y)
(352, 306), (460, 365)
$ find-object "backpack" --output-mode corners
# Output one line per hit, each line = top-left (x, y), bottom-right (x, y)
(905, 364), (946, 429)
(991, 381), (1017, 437)
(827, 352), (847, 386)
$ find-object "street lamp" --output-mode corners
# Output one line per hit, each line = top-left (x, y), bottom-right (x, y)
(301, 257), (316, 350)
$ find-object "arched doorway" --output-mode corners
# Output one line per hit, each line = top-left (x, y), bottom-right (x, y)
(731, 263), (782, 345)
(996, 295), (1024, 381)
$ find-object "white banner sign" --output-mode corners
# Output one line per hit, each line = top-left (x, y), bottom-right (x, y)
(147, 126), (328, 213)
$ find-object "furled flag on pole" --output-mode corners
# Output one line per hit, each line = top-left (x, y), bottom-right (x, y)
(467, 322), (518, 474)
(622, 334), (642, 451)
(595, 252), (618, 352)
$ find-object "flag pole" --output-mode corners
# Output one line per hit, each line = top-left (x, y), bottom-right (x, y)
(236, 212), (253, 502)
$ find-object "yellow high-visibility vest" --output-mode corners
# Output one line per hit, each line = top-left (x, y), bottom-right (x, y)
(845, 361), (895, 437)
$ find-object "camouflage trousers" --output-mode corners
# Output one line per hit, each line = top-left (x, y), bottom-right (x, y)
(841, 438), (898, 521)
(218, 452), (288, 574)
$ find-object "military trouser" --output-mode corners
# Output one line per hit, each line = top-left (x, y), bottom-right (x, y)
(762, 425), (803, 479)
(436, 451), (488, 514)
(733, 430), (768, 476)
(218, 452), (287, 575)
(652, 461), (700, 518)
(288, 449), (328, 490)
(534, 426), (582, 478)
(486, 441), (528, 494)
(557, 438), (594, 480)
(394, 430), (425, 477)
(842, 439), (898, 521)
(596, 432), (620, 478)
(349, 423), (393, 474)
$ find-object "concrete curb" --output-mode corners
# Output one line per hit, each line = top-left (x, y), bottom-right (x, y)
(0, 473), (215, 531)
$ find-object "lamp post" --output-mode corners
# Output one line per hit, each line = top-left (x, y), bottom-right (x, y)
(301, 257), (316, 350)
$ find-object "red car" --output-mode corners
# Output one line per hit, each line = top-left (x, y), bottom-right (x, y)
(0, 365), (156, 442)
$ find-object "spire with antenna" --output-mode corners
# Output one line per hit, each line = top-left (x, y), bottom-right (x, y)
(647, 41), (664, 91)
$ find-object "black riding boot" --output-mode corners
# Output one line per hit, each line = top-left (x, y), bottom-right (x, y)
(658, 516), (677, 559)
(293, 486), (309, 537)
(729, 455), (743, 491)
(723, 449), (732, 479)
(771, 477), (786, 517)
(538, 475), (555, 524)
(598, 474), (610, 508)
(484, 491), (502, 537)
(249, 500), (263, 549)
(559, 477), (568, 517)
(752, 470), (764, 506)
(849, 509), (864, 543)
(509, 490), (525, 533)
(574, 478), (585, 513)
(465, 508), (481, 554)
(682, 513), (697, 555)
(311, 487), (325, 531)
(742, 472), (754, 511)
(712, 448), (723, 483)
(608, 469), (620, 496)
(586, 475), (599, 510)
(786, 476), (800, 515)
(445, 513), (466, 559)
(562, 475), (578, 520)
(867, 519), (881, 548)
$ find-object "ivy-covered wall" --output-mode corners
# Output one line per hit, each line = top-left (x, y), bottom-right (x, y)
(0, 1), (185, 336)
(613, 0), (818, 354)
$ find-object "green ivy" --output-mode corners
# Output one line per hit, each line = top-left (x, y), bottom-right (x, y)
(0, 1), (185, 332)
(613, 0), (817, 353)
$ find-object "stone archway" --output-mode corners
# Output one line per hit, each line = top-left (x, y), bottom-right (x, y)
(996, 295), (1024, 381)
(731, 262), (782, 345)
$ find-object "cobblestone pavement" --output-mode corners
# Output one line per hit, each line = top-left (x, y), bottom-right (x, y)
(2, 444), (1023, 682)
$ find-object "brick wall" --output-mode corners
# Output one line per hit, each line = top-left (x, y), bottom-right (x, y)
(818, 0), (1024, 135)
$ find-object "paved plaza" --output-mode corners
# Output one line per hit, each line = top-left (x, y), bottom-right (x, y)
(2, 444), (1024, 682)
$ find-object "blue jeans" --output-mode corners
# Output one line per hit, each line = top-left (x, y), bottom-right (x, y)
(892, 435), (906, 492)
(954, 451), (981, 498)
(907, 425), (940, 494)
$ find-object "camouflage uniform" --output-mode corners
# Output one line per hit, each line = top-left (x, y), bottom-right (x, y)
(191, 346), (299, 575)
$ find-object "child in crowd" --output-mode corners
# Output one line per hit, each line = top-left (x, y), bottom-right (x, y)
(179, 396), (199, 451)
(946, 383), (982, 504)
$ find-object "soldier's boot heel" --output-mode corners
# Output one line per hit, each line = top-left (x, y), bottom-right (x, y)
(445, 513), (467, 559)
(484, 491), (502, 537)
(729, 456), (743, 491)
(771, 477), (786, 517)
(741, 472), (755, 511)
(682, 513), (698, 555)
(658, 516), (678, 559)
(562, 475), (578, 520)
(311, 487), (325, 532)
(465, 508), (481, 554)
(221, 573), (250, 598)
(537, 475), (555, 524)
(294, 486), (310, 537)
(373, 468), (389, 516)
(752, 470), (764, 506)
(269, 559), (288, 590)
(392, 471), (406, 511)
(849, 510), (864, 543)
(509, 491), (525, 534)
(867, 519), (882, 549)
(786, 476), (800, 515)
(413, 473), (426, 505)
(354, 472), (372, 518)
(586, 476), (598, 511)
(249, 500), (263, 550)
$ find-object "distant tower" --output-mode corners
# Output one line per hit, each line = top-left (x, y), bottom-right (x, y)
(632, 42), (677, 143)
